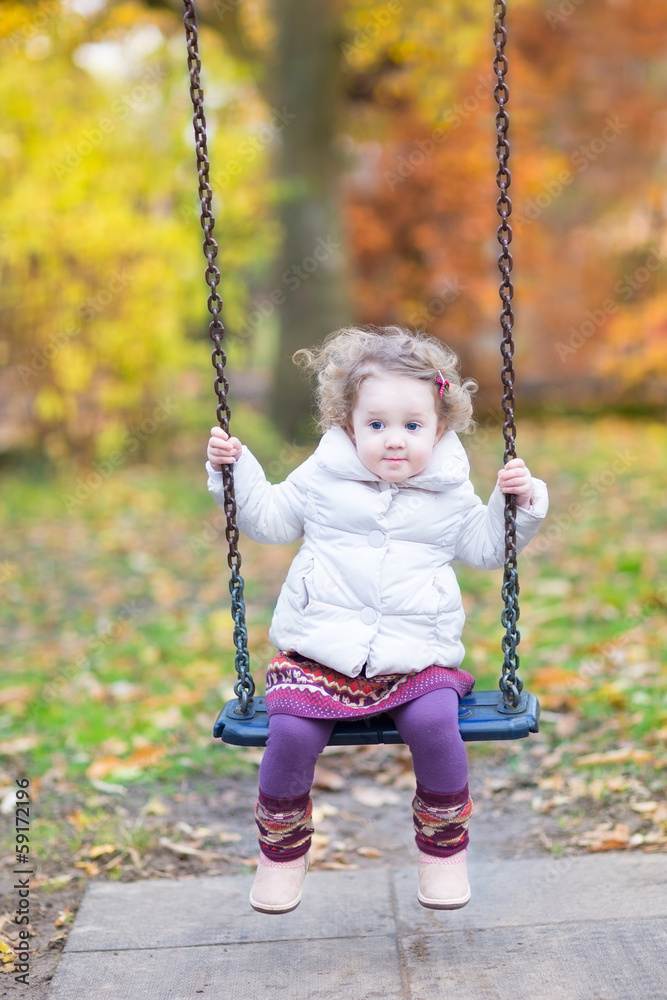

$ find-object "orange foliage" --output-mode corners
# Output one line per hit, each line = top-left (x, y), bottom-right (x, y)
(343, 0), (667, 402)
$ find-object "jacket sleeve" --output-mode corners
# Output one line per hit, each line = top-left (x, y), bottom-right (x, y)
(453, 478), (549, 570)
(206, 447), (310, 544)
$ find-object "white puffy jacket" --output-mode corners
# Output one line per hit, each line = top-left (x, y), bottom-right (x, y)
(207, 426), (548, 679)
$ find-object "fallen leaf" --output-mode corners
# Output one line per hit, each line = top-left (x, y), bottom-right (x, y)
(391, 772), (417, 791)
(74, 861), (100, 877)
(357, 846), (383, 858)
(0, 790), (17, 815)
(0, 736), (40, 755)
(102, 854), (124, 871)
(0, 685), (32, 708)
(577, 823), (631, 851)
(575, 748), (653, 767)
(312, 803), (339, 824)
(539, 693), (581, 712)
(318, 860), (359, 870)
(566, 777), (589, 798)
(653, 804), (667, 824)
(88, 844), (117, 859)
(538, 775), (565, 792)
(176, 821), (197, 837)
(532, 666), (586, 689)
(313, 765), (345, 791)
(606, 775), (630, 792)
(218, 831), (242, 844)
(541, 747), (567, 769)
(125, 745), (166, 769)
(158, 838), (206, 858)
(0, 937), (15, 966)
(86, 745), (165, 780)
(55, 908), (72, 928)
(630, 801), (658, 815)
(310, 832), (331, 863)
(192, 826), (213, 839)
(351, 785), (401, 808)
(86, 755), (123, 780)
(142, 796), (170, 816)
(66, 810), (92, 831)
(158, 837), (232, 862)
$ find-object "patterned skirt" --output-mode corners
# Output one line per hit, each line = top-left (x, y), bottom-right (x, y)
(264, 651), (475, 720)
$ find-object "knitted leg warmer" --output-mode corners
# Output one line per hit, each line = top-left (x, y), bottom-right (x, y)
(412, 782), (473, 858)
(255, 788), (313, 862)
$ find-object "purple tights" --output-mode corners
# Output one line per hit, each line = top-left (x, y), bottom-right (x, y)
(258, 688), (468, 799)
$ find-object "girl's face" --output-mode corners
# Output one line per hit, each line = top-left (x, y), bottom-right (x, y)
(347, 373), (444, 482)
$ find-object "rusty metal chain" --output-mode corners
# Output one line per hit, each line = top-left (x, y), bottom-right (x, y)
(183, 0), (254, 713)
(493, 0), (523, 711)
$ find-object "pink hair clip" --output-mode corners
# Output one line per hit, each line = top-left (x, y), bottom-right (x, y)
(435, 370), (450, 398)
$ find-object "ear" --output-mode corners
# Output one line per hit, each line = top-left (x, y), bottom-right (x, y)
(435, 420), (446, 444)
(345, 423), (356, 445)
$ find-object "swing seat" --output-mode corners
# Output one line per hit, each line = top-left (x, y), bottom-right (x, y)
(213, 689), (539, 747)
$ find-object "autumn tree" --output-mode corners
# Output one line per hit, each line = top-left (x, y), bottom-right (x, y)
(341, 0), (667, 407)
(0, 0), (275, 460)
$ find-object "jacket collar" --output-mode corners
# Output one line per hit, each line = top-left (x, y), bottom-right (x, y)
(313, 426), (470, 490)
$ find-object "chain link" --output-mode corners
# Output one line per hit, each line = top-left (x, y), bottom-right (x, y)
(183, 0), (254, 713)
(494, 0), (523, 710)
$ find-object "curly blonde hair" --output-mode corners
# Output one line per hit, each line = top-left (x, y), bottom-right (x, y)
(294, 325), (477, 434)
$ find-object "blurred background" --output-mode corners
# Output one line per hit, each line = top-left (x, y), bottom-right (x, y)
(1, 0), (667, 885)
(2, 0), (667, 459)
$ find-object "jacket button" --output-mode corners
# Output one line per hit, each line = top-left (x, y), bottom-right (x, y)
(368, 529), (385, 548)
(360, 607), (377, 625)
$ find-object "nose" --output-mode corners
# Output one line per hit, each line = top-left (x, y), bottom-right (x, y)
(385, 429), (405, 449)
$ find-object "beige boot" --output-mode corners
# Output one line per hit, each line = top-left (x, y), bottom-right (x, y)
(417, 849), (470, 910)
(249, 852), (310, 914)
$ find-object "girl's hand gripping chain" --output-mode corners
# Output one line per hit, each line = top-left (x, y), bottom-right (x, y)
(496, 457), (534, 510)
(207, 426), (243, 471)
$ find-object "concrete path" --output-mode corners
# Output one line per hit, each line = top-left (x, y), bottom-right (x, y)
(47, 854), (667, 1000)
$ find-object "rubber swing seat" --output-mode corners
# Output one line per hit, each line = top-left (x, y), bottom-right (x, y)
(213, 689), (539, 747)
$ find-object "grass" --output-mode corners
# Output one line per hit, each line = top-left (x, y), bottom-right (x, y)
(1, 412), (666, 802)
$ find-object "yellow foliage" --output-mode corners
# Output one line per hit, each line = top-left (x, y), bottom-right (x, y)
(35, 387), (66, 422)
(1, 1), (277, 462)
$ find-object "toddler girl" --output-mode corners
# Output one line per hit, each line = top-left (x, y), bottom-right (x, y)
(206, 325), (548, 915)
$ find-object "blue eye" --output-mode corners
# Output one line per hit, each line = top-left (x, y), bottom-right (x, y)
(370, 420), (384, 430)
(406, 421), (420, 431)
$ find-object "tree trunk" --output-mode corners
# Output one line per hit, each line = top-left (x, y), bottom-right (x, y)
(141, 0), (350, 438)
(268, 0), (350, 441)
